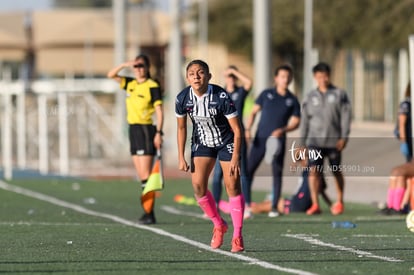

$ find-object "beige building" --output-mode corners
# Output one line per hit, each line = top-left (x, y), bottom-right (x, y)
(0, 8), (171, 79)
(0, 8), (252, 84)
(0, 12), (28, 60)
(0, 8), (254, 178)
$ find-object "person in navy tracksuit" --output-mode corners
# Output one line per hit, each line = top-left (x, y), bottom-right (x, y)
(244, 64), (301, 218)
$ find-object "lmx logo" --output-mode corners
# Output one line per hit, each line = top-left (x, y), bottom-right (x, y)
(288, 141), (322, 163)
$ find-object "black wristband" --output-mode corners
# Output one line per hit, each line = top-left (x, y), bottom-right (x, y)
(156, 130), (164, 136)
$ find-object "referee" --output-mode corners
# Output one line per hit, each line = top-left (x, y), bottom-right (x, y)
(107, 54), (164, 224)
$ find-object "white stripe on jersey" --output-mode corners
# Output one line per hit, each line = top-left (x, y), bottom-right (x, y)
(190, 86), (223, 147)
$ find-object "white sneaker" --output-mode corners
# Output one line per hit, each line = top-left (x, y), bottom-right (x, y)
(243, 207), (253, 220)
(268, 210), (280, 218)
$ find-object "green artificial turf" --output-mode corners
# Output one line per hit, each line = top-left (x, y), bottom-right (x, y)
(0, 178), (412, 275)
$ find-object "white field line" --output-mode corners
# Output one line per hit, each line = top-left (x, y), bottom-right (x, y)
(354, 216), (404, 221)
(352, 234), (412, 238)
(161, 205), (207, 219)
(283, 234), (403, 263)
(162, 206), (406, 263)
(0, 221), (118, 227)
(0, 181), (317, 275)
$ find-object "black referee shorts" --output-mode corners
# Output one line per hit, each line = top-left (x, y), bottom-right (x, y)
(129, 124), (156, 156)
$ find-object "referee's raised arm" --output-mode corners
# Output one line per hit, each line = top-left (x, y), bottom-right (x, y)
(107, 61), (134, 83)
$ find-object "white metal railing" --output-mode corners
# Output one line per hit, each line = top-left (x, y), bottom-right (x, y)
(0, 78), (118, 95)
(0, 78), (124, 180)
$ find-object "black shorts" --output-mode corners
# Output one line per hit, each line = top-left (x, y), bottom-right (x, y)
(129, 124), (156, 156)
(307, 147), (341, 171)
(190, 143), (234, 173)
(191, 143), (233, 161)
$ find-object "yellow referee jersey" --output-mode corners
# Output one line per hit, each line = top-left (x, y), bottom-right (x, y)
(120, 77), (162, 125)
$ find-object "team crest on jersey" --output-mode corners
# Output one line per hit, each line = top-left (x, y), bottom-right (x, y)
(327, 94), (336, 103)
(311, 96), (320, 106)
(231, 93), (239, 101)
(267, 93), (274, 100)
(285, 98), (293, 106)
(209, 108), (217, 116)
(220, 92), (228, 99)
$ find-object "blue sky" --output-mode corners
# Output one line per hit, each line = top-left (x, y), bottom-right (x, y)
(0, 0), (52, 11)
(0, 0), (175, 12)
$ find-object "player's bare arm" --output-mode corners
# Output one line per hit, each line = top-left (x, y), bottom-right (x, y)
(177, 116), (189, 172)
(226, 67), (252, 91)
(399, 113), (407, 141)
(106, 61), (135, 83)
(244, 104), (261, 142)
(336, 138), (347, 151)
(228, 116), (242, 177)
(272, 116), (300, 137)
(153, 104), (164, 149)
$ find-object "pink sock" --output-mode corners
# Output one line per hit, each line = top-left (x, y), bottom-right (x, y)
(218, 200), (231, 214)
(392, 188), (405, 211)
(229, 194), (245, 238)
(386, 188), (395, 209)
(197, 191), (223, 227)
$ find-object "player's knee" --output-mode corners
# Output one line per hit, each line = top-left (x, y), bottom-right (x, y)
(192, 183), (207, 198)
(225, 182), (241, 196)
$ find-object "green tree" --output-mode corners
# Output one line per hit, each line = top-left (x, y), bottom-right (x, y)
(207, 0), (304, 63)
(208, 0), (254, 57)
(207, 0), (414, 59)
(313, 0), (414, 51)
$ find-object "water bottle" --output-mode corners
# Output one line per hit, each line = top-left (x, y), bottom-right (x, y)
(331, 221), (356, 228)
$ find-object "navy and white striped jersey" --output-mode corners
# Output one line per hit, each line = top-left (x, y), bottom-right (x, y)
(175, 84), (238, 148)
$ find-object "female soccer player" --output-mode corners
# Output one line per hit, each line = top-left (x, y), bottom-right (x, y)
(107, 54), (163, 225)
(379, 161), (413, 215)
(211, 66), (252, 219)
(175, 60), (245, 252)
